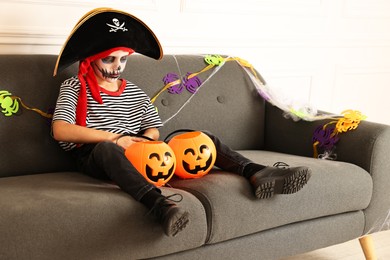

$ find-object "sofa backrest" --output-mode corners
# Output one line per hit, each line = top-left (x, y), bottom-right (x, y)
(0, 54), (265, 178)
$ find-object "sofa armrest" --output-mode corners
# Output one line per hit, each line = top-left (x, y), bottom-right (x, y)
(264, 103), (390, 234)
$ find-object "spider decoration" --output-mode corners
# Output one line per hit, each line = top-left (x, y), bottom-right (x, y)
(183, 72), (202, 94)
(163, 73), (184, 94)
(312, 110), (366, 159)
(204, 54), (225, 66)
(0, 90), (19, 116)
(312, 125), (340, 160)
(0, 89), (54, 119)
(163, 72), (202, 94)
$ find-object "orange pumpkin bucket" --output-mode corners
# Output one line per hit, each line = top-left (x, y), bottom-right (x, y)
(125, 141), (176, 187)
(168, 131), (216, 179)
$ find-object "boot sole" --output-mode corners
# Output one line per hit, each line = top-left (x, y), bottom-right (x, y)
(169, 211), (190, 237)
(255, 168), (311, 199)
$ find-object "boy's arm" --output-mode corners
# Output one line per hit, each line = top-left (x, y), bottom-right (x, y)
(52, 120), (119, 144)
(141, 127), (160, 141)
(53, 120), (161, 149)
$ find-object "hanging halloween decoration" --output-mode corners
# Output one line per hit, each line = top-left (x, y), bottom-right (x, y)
(0, 90), (53, 119)
(151, 54), (366, 162)
(164, 73), (184, 94)
(125, 141), (176, 187)
(183, 72), (202, 94)
(152, 54), (356, 122)
(312, 110), (366, 159)
(162, 72), (202, 95)
(204, 54), (225, 66)
(167, 131), (216, 179)
(312, 125), (340, 159)
(0, 90), (19, 116)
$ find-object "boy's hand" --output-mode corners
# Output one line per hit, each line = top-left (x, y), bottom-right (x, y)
(115, 135), (147, 150)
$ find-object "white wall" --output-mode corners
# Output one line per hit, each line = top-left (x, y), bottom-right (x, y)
(1, 0), (390, 124)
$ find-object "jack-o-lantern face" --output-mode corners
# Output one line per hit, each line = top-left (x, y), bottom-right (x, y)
(168, 131), (216, 179)
(146, 151), (175, 183)
(125, 141), (176, 187)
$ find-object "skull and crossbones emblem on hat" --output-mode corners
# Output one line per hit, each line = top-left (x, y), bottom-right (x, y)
(106, 18), (128, 32)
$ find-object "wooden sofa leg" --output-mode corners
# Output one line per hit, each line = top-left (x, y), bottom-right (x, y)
(359, 235), (377, 260)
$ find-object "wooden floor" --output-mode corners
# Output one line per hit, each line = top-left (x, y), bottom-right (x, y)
(280, 230), (390, 260)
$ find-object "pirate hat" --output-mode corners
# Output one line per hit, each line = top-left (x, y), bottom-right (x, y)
(53, 7), (163, 76)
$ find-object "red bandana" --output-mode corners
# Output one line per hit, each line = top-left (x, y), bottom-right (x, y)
(76, 47), (134, 126)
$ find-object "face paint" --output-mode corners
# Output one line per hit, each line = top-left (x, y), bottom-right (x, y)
(92, 50), (129, 83)
(98, 67), (122, 80)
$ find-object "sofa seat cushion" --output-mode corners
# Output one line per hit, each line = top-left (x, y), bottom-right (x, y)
(0, 172), (207, 260)
(170, 150), (373, 244)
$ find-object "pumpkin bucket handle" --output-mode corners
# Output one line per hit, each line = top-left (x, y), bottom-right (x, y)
(164, 129), (196, 143)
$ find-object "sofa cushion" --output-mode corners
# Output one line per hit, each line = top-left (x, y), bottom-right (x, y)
(170, 151), (372, 244)
(0, 172), (208, 259)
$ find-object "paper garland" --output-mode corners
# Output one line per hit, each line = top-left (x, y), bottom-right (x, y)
(0, 90), (53, 119)
(151, 54), (366, 160)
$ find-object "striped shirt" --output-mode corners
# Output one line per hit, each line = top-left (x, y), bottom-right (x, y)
(53, 76), (163, 151)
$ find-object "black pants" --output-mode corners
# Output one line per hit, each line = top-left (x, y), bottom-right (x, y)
(72, 131), (253, 201)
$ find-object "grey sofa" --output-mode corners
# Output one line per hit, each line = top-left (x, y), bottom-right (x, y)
(0, 54), (389, 260)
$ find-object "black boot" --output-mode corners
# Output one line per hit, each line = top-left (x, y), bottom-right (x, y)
(250, 162), (311, 199)
(150, 194), (189, 237)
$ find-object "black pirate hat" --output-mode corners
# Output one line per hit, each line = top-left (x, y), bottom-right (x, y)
(53, 7), (162, 76)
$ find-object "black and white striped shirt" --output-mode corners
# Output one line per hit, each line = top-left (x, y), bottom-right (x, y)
(53, 76), (163, 151)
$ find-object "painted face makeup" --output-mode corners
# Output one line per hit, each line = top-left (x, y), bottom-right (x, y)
(92, 50), (130, 83)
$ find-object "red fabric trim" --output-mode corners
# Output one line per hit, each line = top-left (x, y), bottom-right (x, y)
(99, 79), (127, 96)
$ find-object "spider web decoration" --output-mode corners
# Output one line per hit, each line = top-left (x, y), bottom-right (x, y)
(152, 54), (366, 160)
